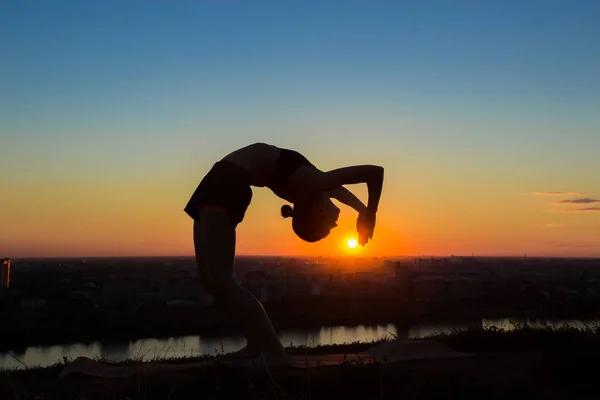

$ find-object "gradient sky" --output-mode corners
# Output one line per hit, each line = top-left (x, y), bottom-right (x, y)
(2, 0), (600, 258)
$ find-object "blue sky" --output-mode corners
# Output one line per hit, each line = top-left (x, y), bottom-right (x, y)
(1, 0), (600, 257)
(4, 1), (599, 125)
(3, 0), (599, 176)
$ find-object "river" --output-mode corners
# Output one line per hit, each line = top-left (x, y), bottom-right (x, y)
(2, 317), (599, 370)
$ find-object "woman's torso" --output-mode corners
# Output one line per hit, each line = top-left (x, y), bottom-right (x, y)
(221, 142), (314, 201)
(221, 143), (280, 187)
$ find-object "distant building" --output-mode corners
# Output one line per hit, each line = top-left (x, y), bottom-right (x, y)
(446, 277), (484, 300)
(412, 276), (446, 302)
(395, 262), (413, 298)
(20, 297), (46, 309)
(1, 258), (10, 291)
(311, 282), (321, 296)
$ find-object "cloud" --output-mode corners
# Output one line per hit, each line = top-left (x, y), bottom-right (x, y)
(541, 241), (596, 248)
(554, 198), (600, 205)
(532, 191), (588, 196)
(552, 207), (600, 213)
(552, 244), (596, 248)
(542, 223), (563, 228)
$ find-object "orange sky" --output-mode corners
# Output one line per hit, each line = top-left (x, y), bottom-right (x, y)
(2, 2), (600, 258)
(2, 160), (599, 258)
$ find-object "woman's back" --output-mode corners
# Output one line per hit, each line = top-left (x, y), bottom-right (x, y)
(222, 143), (281, 187)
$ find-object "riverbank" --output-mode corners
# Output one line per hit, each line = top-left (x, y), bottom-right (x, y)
(3, 325), (600, 399)
(3, 295), (597, 352)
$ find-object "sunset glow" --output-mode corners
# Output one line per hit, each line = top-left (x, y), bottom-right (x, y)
(1, 2), (599, 258)
(347, 238), (358, 249)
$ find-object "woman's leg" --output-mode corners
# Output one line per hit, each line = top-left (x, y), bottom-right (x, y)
(193, 207), (289, 365)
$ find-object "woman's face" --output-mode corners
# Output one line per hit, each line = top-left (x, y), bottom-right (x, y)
(312, 193), (340, 230)
(293, 193), (341, 242)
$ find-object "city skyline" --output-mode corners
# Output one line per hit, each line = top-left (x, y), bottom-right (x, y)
(2, 1), (599, 258)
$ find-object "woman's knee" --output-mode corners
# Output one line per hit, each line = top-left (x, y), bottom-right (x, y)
(202, 276), (239, 300)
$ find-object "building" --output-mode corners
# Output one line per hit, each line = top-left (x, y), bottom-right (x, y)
(1, 258), (10, 291)
(446, 277), (484, 300)
(412, 276), (446, 302)
(395, 261), (413, 298)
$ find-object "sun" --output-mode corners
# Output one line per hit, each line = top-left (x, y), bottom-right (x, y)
(346, 238), (358, 249)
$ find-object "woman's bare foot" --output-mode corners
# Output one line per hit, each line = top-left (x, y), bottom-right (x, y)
(222, 345), (262, 360)
(225, 350), (290, 367)
(224, 352), (291, 370)
(261, 349), (291, 368)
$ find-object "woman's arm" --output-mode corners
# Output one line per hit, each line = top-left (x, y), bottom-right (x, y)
(315, 165), (384, 213)
(328, 186), (366, 214)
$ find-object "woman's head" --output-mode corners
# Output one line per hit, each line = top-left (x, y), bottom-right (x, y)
(281, 194), (340, 242)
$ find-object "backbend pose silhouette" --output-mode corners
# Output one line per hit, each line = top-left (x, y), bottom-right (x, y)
(184, 143), (384, 367)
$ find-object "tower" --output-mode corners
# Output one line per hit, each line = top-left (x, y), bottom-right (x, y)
(1, 258), (10, 290)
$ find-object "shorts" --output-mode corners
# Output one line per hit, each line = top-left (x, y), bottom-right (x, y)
(184, 160), (253, 226)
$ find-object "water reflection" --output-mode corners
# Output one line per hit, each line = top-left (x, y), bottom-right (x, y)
(100, 342), (130, 361)
(2, 319), (600, 370)
(0, 324), (398, 370)
(408, 322), (479, 338)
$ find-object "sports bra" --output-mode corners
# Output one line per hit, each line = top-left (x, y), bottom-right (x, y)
(267, 148), (312, 198)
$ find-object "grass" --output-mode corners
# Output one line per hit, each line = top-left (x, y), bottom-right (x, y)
(0, 337), (395, 373)
(4, 324), (600, 399)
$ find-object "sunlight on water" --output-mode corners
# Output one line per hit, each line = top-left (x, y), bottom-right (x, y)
(3, 319), (599, 370)
(407, 322), (480, 339)
(0, 324), (398, 370)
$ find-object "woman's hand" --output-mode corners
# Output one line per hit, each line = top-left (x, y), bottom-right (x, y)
(357, 209), (376, 246)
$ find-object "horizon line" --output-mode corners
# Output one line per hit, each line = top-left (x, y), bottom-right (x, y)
(4, 254), (600, 261)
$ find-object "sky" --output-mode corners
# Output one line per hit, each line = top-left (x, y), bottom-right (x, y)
(1, 0), (600, 258)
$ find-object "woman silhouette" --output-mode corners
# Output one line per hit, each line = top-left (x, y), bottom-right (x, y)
(184, 143), (384, 367)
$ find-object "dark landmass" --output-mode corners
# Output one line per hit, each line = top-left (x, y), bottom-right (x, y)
(2, 256), (600, 351)
(3, 296), (600, 353)
(2, 325), (600, 399)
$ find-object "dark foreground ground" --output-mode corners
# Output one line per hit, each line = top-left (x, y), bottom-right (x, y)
(3, 325), (600, 400)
